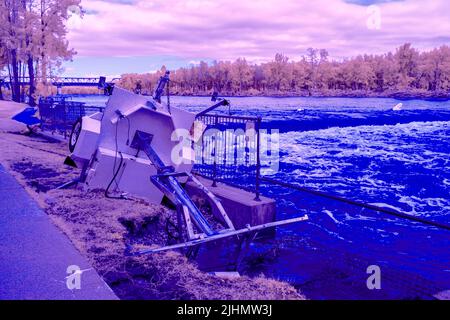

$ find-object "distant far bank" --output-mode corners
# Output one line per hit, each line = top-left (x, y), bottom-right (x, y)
(48, 87), (450, 101)
(2, 89), (447, 103)
(165, 90), (450, 101)
(132, 90), (448, 102)
(115, 44), (450, 102)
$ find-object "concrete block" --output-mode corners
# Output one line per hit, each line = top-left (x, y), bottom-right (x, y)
(184, 175), (276, 229)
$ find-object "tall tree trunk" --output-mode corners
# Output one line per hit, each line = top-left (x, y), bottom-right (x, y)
(20, 61), (25, 102)
(10, 49), (21, 102)
(27, 55), (36, 106)
(40, 0), (47, 91)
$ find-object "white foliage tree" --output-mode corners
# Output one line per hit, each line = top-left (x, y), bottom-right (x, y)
(0, 0), (82, 103)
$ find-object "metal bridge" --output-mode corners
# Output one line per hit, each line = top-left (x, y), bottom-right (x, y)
(0, 76), (119, 95)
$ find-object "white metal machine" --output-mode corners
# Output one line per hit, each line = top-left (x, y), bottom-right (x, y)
(65, 72), (308, 255)
(68, 86), (195, 202)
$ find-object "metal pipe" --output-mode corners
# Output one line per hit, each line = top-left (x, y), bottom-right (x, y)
(254, 117), (261, 201)
(166, 175), (215, 235)
(132, 130), (215, 236)
(196, 99), (230, 117)
(153, 71), (170, 103)
(130, 215), (309, 255)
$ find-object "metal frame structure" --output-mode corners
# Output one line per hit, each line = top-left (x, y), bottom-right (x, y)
(38, 96), (104, 138)
(0, 76), (119, 96)
(153, 71), (170, 103)
(44, 74), (309, 258)
(0, 76), (118, 87)
(126, 129), (308, 255)
(130, 216), (309, 255)
(193, 113), (263, 200)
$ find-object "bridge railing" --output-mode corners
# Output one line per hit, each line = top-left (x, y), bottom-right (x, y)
(38, 96), (104, 138)
(0, 76), (117, 97)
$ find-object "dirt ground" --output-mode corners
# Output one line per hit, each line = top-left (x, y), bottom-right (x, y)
(0, 100), (305, 300)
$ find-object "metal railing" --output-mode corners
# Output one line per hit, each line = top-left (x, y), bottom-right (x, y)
(193, 113), (262, 200)
(38, 96), (104, 138)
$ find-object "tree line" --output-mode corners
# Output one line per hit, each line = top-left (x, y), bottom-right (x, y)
(120, 44), (450, 98)
(0, 0), (80, 105)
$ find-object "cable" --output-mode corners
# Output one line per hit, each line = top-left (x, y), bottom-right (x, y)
(105, 151), (124, 199)
(260, 176), (450, 232)
(106, 117), (124, 199)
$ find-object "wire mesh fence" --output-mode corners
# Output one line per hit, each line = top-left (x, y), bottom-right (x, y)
(38, 96), (104, 137)
(193, 113), (262, 200)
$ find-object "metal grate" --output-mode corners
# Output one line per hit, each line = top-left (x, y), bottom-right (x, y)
(193, 113), (262, 200)
(38, 96), (104, 137)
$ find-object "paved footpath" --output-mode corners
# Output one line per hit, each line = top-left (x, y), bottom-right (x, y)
(0, 164), (117, 300)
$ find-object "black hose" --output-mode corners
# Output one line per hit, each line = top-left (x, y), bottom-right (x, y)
(106, 115), (132, 199)
(105, 151), (124, 199)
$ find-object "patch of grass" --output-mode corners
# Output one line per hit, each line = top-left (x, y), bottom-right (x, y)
(45, 189), (304, 299)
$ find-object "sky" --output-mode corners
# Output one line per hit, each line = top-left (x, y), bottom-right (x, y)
(63, 0), (450, 78)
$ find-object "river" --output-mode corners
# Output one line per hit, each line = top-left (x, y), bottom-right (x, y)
(66, 94), (450, 299)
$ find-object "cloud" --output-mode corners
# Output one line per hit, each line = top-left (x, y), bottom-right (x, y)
(344, 0), (402, 5)
(67, 0), (450, 63)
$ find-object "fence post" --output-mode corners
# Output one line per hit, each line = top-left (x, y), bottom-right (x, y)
(212, 115), (218, 187)
(52, 98), (56, 135)
(254, 117), (261, 201)
(63, 98), (68, 139)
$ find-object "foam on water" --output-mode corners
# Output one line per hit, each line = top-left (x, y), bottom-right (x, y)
(275, 120), (450, 224)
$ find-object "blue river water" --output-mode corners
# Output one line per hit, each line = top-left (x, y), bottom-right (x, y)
(67, 94), (450, 299)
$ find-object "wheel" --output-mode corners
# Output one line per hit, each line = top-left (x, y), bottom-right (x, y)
(69, 117), (82, 153)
